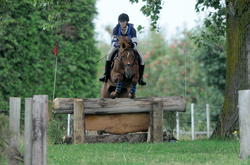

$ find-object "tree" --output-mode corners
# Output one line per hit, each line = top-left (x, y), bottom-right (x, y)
(129, 0), (163, 30)
(193, 23), (226, 92)
(0, 0), (100, 109)
(213, 0), (250, 137)
(195, 0), (250, 137)
(133, 0), (250, 137)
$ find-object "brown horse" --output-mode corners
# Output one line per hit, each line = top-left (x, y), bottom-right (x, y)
(101, 36), (139, 99)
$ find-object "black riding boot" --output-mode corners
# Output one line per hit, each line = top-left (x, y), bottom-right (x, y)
(139, 65), (146, 86)
(99, 61), (112, 82)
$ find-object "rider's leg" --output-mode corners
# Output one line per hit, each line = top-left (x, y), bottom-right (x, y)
(134, 49), (147, 86)
(139, 64), (146, 85)
(99, 47), (118, 82)
(99, 61), (112, 82)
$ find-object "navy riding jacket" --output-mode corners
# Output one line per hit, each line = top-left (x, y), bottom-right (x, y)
(111, 23), (137, 47)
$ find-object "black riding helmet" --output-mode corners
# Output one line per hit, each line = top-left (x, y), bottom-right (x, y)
(118, 13), (129, 22)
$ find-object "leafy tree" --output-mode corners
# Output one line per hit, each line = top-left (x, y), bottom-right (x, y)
(129, 0), (163, 30)
(132, 0), (250, 138)
(137, 29), (223, 105)
(135, 29), (223, 131)
(193, 23), (226, 92)
(195, 0), (250, 137)
(0, 0), (100, 110)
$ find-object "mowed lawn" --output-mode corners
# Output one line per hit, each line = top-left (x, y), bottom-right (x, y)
(48, 140), (250, 165)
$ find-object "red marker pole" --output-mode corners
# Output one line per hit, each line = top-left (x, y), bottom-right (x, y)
(52, 42), (59, 100)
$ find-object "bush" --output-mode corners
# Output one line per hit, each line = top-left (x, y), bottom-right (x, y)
(0, 114), (10, 161)
(48, 117), (66, 144)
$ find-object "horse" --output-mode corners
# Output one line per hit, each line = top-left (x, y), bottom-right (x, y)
(101, 36), (139, 99)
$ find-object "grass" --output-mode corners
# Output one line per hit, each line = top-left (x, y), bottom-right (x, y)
(48, 140), (250, 165)
(1, 139), (249, 165)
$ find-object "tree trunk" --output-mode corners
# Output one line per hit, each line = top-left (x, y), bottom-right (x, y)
(213, 0), (250, 137)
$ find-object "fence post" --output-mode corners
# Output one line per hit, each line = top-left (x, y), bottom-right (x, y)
(239, 90), (250, 160)
(150, 100), (163, 143)
(176, 112), (180, 140)
(73, 99), (85, 144)
(67, 114), (71, 137)
(24, 98), (33, 165)
(206, 104), (210, 138)
(32, 95), (48, 165)
(9, 97), (21, 165)
(191, 103), (195, 140)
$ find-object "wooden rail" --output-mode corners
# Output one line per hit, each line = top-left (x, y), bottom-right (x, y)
(53, 97), (185, 114)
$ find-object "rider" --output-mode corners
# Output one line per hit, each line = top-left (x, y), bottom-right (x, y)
(99, 13), (146, 86)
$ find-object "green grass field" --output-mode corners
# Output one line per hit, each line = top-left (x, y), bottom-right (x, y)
(1, 139), (249, 165)
(48, 140), (249, 165)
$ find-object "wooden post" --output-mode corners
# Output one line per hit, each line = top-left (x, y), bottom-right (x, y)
(206, 104), (210, 138)
(32, 95), (48, 165)
(150, 100), (163, 143)
(239, 90), (250, 160)
(73, 99), (85, 144)
(191, 103), (195, 140)
(24, 98), (33, 165)
(147, 110), (153, 142)
(9, 97), (21, 165)
(67, 114), (71, 136)
(176, 112), (180, 140)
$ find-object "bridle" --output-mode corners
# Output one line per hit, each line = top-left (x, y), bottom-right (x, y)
(117, 48), (138, 67)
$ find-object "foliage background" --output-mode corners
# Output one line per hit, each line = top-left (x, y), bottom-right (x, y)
(0, 0), (100, 110)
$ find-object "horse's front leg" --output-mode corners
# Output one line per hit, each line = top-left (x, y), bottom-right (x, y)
(128, 71), (139, 99)
(129, 82), (137, 99)
(110, 81), (123, 99)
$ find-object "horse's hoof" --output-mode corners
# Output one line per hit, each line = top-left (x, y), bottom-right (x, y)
(129, 93), (135, 99)
(110, 91), (118, 99)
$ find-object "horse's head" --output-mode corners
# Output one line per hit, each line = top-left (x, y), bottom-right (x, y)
(118, 37), (137, 79)
(118, 36), (133, 50)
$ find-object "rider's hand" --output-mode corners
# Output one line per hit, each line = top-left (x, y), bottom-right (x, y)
(114, 42), (120, 48)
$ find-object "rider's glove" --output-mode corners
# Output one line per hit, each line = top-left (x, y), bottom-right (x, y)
(113, 42), (120, 48)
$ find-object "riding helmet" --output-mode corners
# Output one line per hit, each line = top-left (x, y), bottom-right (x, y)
(118, 13), (129, 22)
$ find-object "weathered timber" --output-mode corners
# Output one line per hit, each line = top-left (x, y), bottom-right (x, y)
(53, 97), (185, 114)
(85, 113), (149, 134)
(24, 98), (32, 165)
(239, 90), (250, 160)
(85, 132), (147, 143)
(73, 99), (85, 144)
(9, 97), (21, 165)
(32, 95), (48, 165)
(151, 101), (163, 142)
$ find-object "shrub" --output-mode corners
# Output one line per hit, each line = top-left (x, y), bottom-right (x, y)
(48, 117), (66, 144)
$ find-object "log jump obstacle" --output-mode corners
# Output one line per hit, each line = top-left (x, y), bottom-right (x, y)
(53, 96), (186, 143)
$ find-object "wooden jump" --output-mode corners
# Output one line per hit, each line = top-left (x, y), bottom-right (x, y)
(53, 96), (185, 143)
